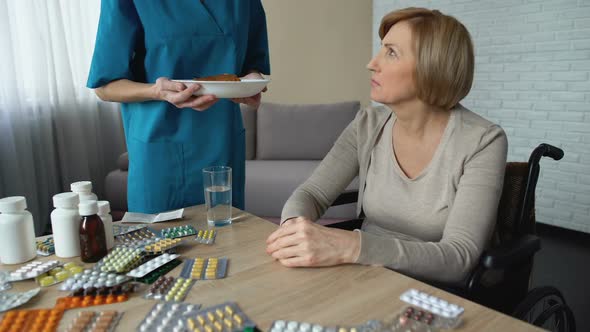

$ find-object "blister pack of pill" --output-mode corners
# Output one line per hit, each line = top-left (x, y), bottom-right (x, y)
(0, 271), (12, 291)
(137, 302), (202, 332)
(194, 229), (216, 245)
(113, 224), (147, 236)
(94, 247), (144, 273)
(68, 283), (140, 298)
(55, 292), (130, 310)
(184, 302), (256, 332)
(399, 289), (463, 329)
(119, 237), (162, 251)
(144, 238), (184, 255)
(116, 227), (158, 246)
(160, 225), (197, 239)
(58, 269), (131, 291)
(65, 310), (124, 332)
(134, 259), (182, 284)
(127, 253), (180, 278)
(270, 319), (435, 332)
(36, 237), (55, 256)
(180, 257), (228, 280)
(0, 288), (41, 313)
(144, 276), (195, 302)
(0, 308), (64, 332)
(35, 262), (84, 287)
(8, 260), (62, 281)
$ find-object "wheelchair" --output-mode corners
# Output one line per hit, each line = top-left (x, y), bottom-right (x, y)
(329, 144), (576, 332)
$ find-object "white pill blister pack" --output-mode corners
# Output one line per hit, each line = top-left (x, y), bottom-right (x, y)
(8, 260), (61, 281)
(127, 253), (180, 278)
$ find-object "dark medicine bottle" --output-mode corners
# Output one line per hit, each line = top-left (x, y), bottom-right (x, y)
(78, 201), (107, 263)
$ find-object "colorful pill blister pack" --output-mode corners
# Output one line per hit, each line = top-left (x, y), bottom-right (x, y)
(59, 269), (131, 291)
(8, 260), (62, 281)
(137, 302), (202, 332)
(269, 320), (362, 332)
(95, 247), (144, 273)
(65, 310), (124, 332)
(0, 271), (12, 291)
(36, 237), (55, 256)
(160, 225), (197, 239)
(0, 308), (64, 332)
(184, 302), (256, 332)
(180, 257), (228, 280)
(134, 259), (183, 285)
(116, 227), (158, 246)
(119, 237), (162, 250)
(144, 276), (195, 302)
(0, 288), (41, 313)
(113, 224), (147, 236)
(55, 293), (130, 310)
(399, 289), (464, 329)
(194, 229), (216, 245)
(270, 319), (435, 332)
(36, 262), (84, 287)
(144, 238), (183, 255)
(127, 253), (180, 278)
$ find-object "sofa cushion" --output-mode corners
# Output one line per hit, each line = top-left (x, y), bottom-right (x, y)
(105, 169), (128, 212)
(118, 152), (129, 171)
(245, 160), (359, 219)
(240, 104), (257, 160)
(256, 101), (360, 160)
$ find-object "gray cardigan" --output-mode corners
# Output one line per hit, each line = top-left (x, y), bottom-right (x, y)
(281, 104), (508, 283)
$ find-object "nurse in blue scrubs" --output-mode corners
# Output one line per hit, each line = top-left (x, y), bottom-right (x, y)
(87, 0), (270, 214)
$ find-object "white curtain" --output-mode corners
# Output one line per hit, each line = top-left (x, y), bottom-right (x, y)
(0, 0), (126, 235)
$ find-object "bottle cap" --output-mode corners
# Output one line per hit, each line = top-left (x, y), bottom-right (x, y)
(79, 201), (99, 216)
(71, 181), (93, 193)
(97, 201), (111, 215)
(53, 192), (80, 209)
(0, 196), (27, 213)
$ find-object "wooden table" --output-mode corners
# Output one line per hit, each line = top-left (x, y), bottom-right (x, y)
(0, 205), (543, 331)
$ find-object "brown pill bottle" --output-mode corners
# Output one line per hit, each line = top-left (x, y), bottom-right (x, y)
(78, 201), (107, 263)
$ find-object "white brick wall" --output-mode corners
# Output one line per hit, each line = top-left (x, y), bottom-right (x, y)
(373, 0), (590, 233)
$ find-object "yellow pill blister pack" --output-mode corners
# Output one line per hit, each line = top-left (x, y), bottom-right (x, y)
(194, 229), (216, 245)
(180, 257), (228, 280)
(35, 262), (84, 287)
(185, 302), (255, 332)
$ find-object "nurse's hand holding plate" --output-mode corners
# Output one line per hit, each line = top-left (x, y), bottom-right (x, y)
(230, 72), (268, 108)
(172, 72), (270, 108)
(153, 77), (219, 112)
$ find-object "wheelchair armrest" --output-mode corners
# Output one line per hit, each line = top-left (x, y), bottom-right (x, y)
(465, 234), (541, 293)
(331, 190), (359, 206)
(482, 234), (541, 269)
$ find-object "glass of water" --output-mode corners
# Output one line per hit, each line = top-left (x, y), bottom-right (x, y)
(202, 166), (232, 226)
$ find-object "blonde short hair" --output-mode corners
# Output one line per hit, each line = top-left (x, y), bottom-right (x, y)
(379, 8), (474, 110)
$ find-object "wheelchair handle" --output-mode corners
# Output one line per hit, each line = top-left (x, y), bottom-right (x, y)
(538, 143), (564, 161)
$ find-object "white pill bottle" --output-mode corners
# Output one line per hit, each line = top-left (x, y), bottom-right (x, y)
(97, 201), (114, 250)
(51, 192), (81, 257)
(0, 196), (37, 264)
(70, 181), (98, 202)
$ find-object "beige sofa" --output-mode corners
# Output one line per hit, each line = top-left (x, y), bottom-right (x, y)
(105, 101), (360, 223)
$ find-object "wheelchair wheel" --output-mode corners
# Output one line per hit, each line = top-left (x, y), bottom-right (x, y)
(512, 286), (576, 332)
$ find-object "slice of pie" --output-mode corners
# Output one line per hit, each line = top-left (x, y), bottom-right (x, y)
(194, 74), (240, 81)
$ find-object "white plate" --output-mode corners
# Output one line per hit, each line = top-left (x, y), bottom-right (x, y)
(172, 79), (270, 98)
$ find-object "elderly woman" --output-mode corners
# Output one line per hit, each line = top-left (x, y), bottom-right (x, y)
(265, 7), (507, 284)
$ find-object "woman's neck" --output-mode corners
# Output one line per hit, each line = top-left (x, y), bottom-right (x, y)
(388, 100), (450, 140)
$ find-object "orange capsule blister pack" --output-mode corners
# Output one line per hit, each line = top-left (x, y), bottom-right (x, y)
(55, 293), (129, 310)
(0, 308), (64, 332)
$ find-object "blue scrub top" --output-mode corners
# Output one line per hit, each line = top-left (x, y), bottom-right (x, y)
(87, 0), (270, 213)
